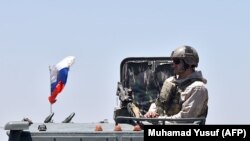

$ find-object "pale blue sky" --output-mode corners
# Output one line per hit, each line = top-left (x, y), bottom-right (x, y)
(1, 0), (250, 140)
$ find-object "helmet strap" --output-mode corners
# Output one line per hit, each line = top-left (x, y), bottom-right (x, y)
(182, 60), (190, 70)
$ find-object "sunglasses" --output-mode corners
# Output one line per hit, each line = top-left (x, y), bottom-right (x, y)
(173, 59), (181, 64)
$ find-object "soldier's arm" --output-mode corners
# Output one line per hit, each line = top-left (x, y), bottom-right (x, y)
(144, 103), (159, 118)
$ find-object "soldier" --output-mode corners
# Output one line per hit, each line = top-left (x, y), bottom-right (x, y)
(144, 45), (208, 119)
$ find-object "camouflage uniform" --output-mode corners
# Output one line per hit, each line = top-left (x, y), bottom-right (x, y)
(148, 70), (208, 118)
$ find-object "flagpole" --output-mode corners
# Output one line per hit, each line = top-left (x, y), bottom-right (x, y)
(50, 104), (52, 114)
(49, 66), (53, 114)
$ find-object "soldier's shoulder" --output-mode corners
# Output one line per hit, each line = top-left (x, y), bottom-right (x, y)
(190, 80), (207, 91)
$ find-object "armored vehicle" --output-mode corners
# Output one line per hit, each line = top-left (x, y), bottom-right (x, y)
(4, 57), (205, 141)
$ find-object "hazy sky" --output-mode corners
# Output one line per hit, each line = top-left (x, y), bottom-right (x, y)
(1, 0), (250, 140)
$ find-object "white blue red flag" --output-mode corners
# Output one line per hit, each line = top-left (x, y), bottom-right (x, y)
(49, 56), (75, 104)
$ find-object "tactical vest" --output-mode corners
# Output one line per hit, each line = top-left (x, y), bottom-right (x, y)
(155, 77), (203, 116)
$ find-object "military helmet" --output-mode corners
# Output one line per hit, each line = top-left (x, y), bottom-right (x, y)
(171, 45), (199, 67)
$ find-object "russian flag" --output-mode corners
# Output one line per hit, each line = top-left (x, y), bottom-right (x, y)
(49, 56), (75, 104)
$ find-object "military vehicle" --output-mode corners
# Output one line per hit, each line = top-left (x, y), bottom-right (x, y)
(4, 57), (205, 141)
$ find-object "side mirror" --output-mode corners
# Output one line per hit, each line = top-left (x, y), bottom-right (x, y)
(44, 112), (54, 123)
(62, 112), (75, 123)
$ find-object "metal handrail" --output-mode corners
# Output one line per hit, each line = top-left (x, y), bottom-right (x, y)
(115, 116), (206, 125)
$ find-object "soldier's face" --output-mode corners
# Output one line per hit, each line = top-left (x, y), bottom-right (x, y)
(172, 59), (185, 74)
